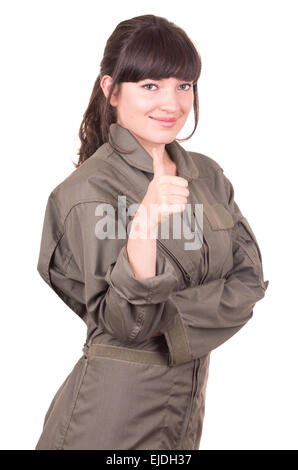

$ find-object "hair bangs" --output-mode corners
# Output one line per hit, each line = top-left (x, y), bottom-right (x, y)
(117, 27), (201, 84)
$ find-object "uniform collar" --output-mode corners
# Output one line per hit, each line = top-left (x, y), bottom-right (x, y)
(108, 123), (199, 181)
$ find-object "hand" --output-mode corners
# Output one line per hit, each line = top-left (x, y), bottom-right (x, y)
(141, 149), (189, 228)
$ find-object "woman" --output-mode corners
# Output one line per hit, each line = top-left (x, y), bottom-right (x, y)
(35, 14), (269, 450)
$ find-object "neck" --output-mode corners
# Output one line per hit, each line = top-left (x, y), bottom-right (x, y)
(128, 129), (172, 164)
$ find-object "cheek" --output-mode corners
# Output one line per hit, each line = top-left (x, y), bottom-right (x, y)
(178, 107), (192, 125)
(122, 99), (148, 121)
(121, 90), (148, 113)
(184, 97), (194, 113)
(135, 99), (155, 116)
(183, 91), (194, 107)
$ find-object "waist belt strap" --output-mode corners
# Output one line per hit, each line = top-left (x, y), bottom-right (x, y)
(84, 313), (192, 368)
(87, 343), (169, 366)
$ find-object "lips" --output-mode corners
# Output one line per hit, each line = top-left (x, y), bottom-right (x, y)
(150, 116), (177, 122)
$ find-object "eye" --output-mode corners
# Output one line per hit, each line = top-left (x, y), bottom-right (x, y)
(142, 83), (158, 91)
(180, 83), (193, 91)
(141, 82), (193, 91)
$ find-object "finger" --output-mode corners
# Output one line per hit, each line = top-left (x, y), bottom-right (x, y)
(165, 184), (190, 196)
(163, 175), (189, 187)
(152, 148), (166, 177)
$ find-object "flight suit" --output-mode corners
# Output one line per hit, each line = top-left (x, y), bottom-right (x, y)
(35, 122), (269, 450)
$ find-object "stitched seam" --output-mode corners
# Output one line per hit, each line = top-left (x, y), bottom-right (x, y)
(221, 235), (233, 270)
(158, 367), (177, 450)
(64, 253), (74, 274)
(237, 239), (260, 266)
(46, 232), (64, 285)
(57, 357), (89, 450)
(237, 243), (265, 289)
(63, 199), (118, 229)
(49, 192), (64, 232)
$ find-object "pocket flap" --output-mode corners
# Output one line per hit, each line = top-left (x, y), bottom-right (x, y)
(203, 203), (234, 230)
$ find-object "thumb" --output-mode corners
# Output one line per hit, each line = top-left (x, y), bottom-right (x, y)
(152, 148), (166, 178)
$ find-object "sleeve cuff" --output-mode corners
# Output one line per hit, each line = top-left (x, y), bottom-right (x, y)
(104, 244), (179, 305)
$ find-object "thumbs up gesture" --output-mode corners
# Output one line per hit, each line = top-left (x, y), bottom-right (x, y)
(141, 148), (189, 228)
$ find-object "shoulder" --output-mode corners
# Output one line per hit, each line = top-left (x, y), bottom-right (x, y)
(186, 149), (236, 204)
(186, 150), (224, 178)
(48, 143), (120, 225)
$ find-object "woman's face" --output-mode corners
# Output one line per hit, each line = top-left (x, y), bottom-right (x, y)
(104, 76), (194, 148)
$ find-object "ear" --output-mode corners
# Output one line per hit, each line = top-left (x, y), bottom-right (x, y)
(100, 75), (119, 107)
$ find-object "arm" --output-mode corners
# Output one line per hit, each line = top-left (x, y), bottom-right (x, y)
(63, 200), (179, 344)
(126, 204), (165, 337)
(126, 203), (158, 280)
(167, 172), (269, 360)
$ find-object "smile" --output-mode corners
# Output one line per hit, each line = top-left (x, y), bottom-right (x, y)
(149, 116), (177, 127)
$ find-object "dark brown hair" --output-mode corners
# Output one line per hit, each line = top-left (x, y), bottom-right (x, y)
(74, 14), (202, 168)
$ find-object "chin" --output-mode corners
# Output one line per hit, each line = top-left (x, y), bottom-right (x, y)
(152, 135), (177, 144)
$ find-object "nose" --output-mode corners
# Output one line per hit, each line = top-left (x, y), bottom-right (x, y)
(158, 88), (181, 112)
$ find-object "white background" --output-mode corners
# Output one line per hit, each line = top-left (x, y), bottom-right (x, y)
(0, 0), (296, 450)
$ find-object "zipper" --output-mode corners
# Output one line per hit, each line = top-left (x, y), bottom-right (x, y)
(178, 358), (200, 448)
(199, 232), (209, 285)
(157, 238), (192, 286)
(193, 209), (209, 286)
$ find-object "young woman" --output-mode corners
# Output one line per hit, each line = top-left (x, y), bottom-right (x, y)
(35, 14), (269, 450)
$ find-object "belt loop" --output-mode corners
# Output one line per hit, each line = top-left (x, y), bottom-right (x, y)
(164, 312), (192, 366)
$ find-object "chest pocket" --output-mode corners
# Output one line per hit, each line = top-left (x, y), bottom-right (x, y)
(199, 203), (235, 283)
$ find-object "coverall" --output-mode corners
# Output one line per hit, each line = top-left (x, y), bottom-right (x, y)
(35, 122), (269, 450)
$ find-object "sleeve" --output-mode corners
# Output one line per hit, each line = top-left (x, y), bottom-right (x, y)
(63, 201), (180, 343)
(37, 191), (88, 324)
(167, 172), (270, 360)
